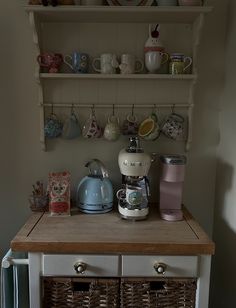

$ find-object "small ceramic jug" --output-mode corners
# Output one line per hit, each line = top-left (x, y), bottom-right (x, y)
(104, 115), (121, 141)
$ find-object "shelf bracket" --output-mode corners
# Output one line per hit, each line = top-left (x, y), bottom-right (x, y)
(28, 11), (46, 151)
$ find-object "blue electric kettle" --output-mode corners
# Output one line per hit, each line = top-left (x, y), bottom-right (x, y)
(76, 159), (113, 214)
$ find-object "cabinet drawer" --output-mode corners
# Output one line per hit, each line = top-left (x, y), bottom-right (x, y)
(122, 255), (198, 277)
(43, 254), (119, 277)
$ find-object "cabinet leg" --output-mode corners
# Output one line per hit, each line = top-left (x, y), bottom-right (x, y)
(196, 255), (211, 308)
(29, 253), (41, 308)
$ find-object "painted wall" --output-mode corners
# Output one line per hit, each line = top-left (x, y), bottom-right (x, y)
(0, 0), (228, 304)
(210, 0), (236, 306)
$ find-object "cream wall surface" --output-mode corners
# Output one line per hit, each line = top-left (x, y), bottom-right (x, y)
(0, 1), (227, 303)
(210, 0), (236, 307)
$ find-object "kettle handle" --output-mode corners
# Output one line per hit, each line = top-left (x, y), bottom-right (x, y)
(85, 159), (109, 178)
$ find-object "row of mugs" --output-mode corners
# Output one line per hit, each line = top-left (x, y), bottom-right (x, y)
(44, 109), (185, 141)
(37, 52), (143, 74)
(37, 52), (192, 75)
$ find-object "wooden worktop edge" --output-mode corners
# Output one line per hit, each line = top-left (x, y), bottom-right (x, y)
(11, 241), (215, 255)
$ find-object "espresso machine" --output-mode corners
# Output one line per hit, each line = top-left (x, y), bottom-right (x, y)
(159, 155), (186, 221)
(117, 137), (152, 220)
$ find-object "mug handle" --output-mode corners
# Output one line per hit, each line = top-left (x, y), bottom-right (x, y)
(160, 52), (169, 65)
(108, 115), (120, 124)
(135, 59), (144, 73)
(183, 56), (193, 72)
(37, 55), (49, 67)
(92, 58), (101, 73)
(116, 189), (126, 200)
(64, 55), (74, 71)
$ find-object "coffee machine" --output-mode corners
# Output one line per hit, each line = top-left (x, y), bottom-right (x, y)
(159, 155), (186, 221)
(117, 137), (151, 220)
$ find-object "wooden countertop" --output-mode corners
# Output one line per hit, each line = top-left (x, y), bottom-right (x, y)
(11, 206), (214, 255)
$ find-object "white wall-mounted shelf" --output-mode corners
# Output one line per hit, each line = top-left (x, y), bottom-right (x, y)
(39, 73), (197, 80)
(24, 5), (213, 24)
(25, 4), (212, 151)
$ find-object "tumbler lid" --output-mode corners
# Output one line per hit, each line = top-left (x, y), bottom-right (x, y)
(160, 155), (186, 165)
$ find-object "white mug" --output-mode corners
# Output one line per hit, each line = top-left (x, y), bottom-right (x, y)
(92, 53), (119, 74)
(145, 51), (169, 73)
(116, 186), (143, 206)
(119, 54), (144, 74)
(104, 115), (121, 141)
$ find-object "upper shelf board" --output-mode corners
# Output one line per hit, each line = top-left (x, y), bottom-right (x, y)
(24, 5), (213, 24)
(39, 73), (197, 80)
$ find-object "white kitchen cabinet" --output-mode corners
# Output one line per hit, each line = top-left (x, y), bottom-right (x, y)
(24, 4), (212, 151)
(9, 206), (214, 307)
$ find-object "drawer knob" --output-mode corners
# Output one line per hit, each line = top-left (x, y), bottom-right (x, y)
(74, 262), (87, 274)
(154, 262), (167, 275)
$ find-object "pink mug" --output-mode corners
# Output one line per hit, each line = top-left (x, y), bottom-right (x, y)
(37, 53), (63, 73)
(82, 110), (102, 139)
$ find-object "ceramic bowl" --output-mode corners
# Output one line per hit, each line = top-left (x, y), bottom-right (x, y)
(178, 0), (202, 5)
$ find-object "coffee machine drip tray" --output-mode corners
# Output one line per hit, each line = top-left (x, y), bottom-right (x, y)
(118, 201), (149, 221)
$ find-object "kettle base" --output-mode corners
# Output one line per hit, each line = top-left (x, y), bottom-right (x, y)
(78, 202), (113, 214)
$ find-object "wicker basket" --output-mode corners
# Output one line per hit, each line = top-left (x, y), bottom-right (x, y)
(120, 278), (197, 308)
(42, 277), (120, 308)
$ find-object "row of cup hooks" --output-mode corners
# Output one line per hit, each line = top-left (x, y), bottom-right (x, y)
(44, 102), (187, 141)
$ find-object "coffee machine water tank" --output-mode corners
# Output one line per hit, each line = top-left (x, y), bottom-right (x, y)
(118, 137), (152, 177)
(159, 155), (186, 221)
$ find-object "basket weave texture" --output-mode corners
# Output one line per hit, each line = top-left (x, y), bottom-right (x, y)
(42, 277), (119, 308)
(120, 278), (197, 308)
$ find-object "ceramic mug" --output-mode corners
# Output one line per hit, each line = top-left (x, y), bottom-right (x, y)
(122, 114), (139, 136)
(104, 115), (121, 141)
(116, 186), (143, 206)
(37, 53), (63, 73)
(62, 112), (81, 139)
(92, 53), (119, 74)
(169, 53), (193, 74)
(161, 113), (184, 140)
(119, 54), (144, 74)
(44, 113), (63, 138)
(64, 52), (89, 73)
(138, 113), (160, 141)
(145, 51), (169, 73)
(82, 109), (102, 139)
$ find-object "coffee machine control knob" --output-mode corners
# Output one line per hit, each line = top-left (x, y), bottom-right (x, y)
(154, 262), (167, 275)
(74, 262), (87, 274)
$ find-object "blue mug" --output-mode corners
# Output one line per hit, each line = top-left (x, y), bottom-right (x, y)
(62, 112), (81, 139)
(44, 114), (63, 138)
(64, 52), (89, 73)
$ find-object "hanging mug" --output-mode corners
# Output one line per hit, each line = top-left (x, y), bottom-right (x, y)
(82, 107), (102, 138)
(104, 115), (121, 141)
(122, 114), (139, 136)
(138, 113), (160, 141)
(44, 112), (63, 138)
(161, 110), (185, 140)
(62, 108), (81, 139)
